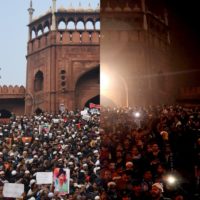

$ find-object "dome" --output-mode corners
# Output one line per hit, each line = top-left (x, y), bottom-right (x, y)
(86, 3), (94, 12)
(66, 3), (75, 12)
(76, 2), (84, 12)
(123, 3), (132, 12)
(95, 3), (100, 12)
(133, 4), (141, 11)
(114, 6), (122, 12)
(105, 2), (112, 12)
(58, 5), (66, 12)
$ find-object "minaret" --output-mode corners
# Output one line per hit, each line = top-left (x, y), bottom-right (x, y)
(28, 0), (35, 40)
(28, 0), (35, 23)
(51, 0), (57, 31)
(141, 0), (148, 30)
(164, 9), (170, 44)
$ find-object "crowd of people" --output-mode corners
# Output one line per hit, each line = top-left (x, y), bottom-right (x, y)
(0, 105), (199, 199)
(100, 105), (200, 199)
(0, 108), (101, 199)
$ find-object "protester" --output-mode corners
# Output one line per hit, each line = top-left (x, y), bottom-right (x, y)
(0, 105), (199, 199)
(0, 107), (101, 199)
(100, 105), (200, 199)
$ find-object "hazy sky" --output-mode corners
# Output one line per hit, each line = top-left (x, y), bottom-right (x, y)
(0, 0), (99, 86)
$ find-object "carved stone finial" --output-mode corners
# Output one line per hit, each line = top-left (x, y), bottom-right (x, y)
(96, 3), (100, 11)
(124, 2), (132, 12)
(28, 0), (35, 23)
(133, 3), (140, 11)
(51, 0), (57, 30)
(105, 1), (112, 12)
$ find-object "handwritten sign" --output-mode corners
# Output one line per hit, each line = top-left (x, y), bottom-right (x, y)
(3, 183), (24, 198)
(52, 119), (60, 124)
(36, 172), (53, 185)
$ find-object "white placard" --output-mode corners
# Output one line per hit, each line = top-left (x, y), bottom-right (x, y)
(82, 115), (90, 121)
(3, 183), (24, 198)
(81, 110), (88, 116)
(52, 119), (60, 123)
(36, 172), (53, 185)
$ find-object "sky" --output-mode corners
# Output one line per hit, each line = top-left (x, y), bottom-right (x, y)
(0, 0), (99, 86)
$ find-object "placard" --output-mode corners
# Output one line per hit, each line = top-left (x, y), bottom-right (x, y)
(54, 168), (70, 195)
(36, 172), (53, 185)
(39, 124), (51, 134)
(3, 183), (24, 198)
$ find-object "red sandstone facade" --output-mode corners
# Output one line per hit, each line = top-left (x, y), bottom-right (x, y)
(0, 86), (25, 116)
(1, 1), (200, 117)
(25, 3), (100, 115)
(101, 0), (173, 107)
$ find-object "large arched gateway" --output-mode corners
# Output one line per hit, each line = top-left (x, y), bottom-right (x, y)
(75, 67), (100, 109)
(25, 1), (100, 114)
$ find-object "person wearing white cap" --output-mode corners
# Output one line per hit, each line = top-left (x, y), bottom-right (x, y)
(48, 192), (54, 198)
(28, 197), (36, 200)
(150, 182), (171, 200)
(27, 179), (38, 198)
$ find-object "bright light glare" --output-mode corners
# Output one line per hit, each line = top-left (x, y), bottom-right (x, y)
(134, 112), (140, 118)
(101, 72), (110, 90)
(167, 175), (176, 185)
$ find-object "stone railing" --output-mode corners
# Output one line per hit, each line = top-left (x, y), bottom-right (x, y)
(0, 85), (25, 95)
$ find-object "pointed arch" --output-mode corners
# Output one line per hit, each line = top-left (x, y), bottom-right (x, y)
(67, 21), (76, 30)
(58, 20), (66, 30)
(86, 21), (94, 30)
(76, 21), (85, 30)
(37, 24), (43, 37)
(31, 29), (36, 39)
(34, 71), (44, 92)
(75, 66), (100, 109)
(95, 21), (100, 30)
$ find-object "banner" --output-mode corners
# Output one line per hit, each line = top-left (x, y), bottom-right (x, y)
(22, 137), (32, 143)
(54, 168), (70, 195)
(3, 183), (24, 198)
(0, 118), (10, 124)
(89, 103), (100, 109)
(39, 124), (51, 134)
(36, 172), (53, 185)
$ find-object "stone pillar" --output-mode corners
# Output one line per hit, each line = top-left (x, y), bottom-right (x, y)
(141, 0), (148, 30)
(51, 0), (57, 31)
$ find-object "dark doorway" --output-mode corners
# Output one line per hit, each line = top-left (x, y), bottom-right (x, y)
(34, 71), (44, 92)
(85, 95), (100, 108)
(75, 66), (100, 109)
(35, 108), (43, 115)
(0, 109), (12, 118)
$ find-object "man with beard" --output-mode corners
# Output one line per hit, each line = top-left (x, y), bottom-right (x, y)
(149, 183), (171, 200)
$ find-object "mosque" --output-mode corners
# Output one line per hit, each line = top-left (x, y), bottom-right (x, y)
(0, 0), (199, 118)
(0, 0), (100, 117)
